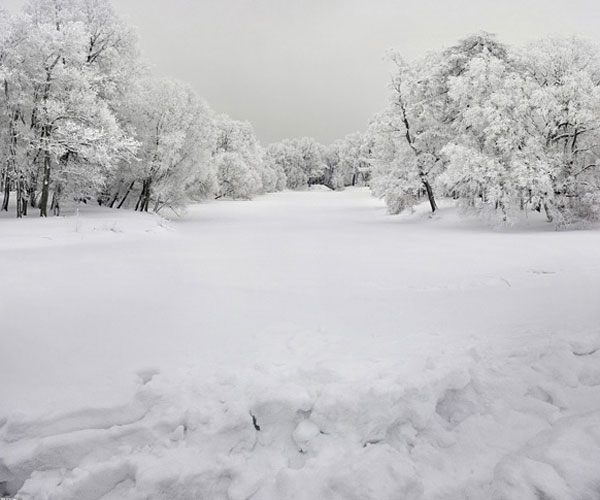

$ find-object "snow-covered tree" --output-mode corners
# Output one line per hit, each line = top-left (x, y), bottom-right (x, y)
(214, 151), (261, 200)
(370, 33), (516, 216)
(0, 8), (30, 216)
(370, 52), (450, 213)
(210, 115), (266, 199)
(12, 0), (136, 216)
(520, 37), (600, 223)
(265, 141), (306, 190)
(438, 44), (526, 220)
(265, 137), (325, 190)
(439, 36), (600, 224)
(320, 142), (345, 190)
(113, 77), (213, 212)
(258, 147), (287, 193)
(0, 0), (141, 217)
(337, 132), (373, 187)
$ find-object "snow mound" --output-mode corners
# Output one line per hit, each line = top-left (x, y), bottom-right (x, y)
(2, 336), (600, 499)
(492, 412), (600, 499)
(0, 206), (171, 251)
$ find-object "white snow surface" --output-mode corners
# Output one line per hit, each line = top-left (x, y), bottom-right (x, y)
(1, 188), (600, 499)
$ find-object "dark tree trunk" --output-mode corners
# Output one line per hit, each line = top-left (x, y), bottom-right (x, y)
(422, 178), (437, 213)
(1, 177), (9, 211)
(135, 179), (151, 212)
(29, 187), (37, 207)
(29, 173), (37, 208)
(51, 184), (61, 216)
(108, 181), (123, 208)
(109, 192), (119, 208)
(16, 178), (23, 218)
(39, 150), (51, 217)
(21, 181), (28, 217)
(142, 186), (151, 212)
(117, 181), (135, 209)
(109, 194), (118, 208)
(38, 59), (58, 218)
(134, 183), (144, 211)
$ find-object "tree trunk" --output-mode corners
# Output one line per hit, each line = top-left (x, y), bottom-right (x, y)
(134, 183), (144, 211)
(135, 179), (151, 212)
(1, 177), (9, 212)
(422, 178), (437, 213)
(16, 177), (23, 218)
(142, 186), (151, 212)
(108, 181), (123, 208)
(109, 192), (119, 208)
(21, 181), (28, 217)
(38, 61), (58, 218)
(29, 174), (37, 208)
(51, 184), (61, 216)
(543, 202), (553, 223)
(39, 151), (51, 217)
(117, 181), (135, 209)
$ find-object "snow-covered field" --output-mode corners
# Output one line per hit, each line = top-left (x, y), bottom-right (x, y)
(2, 188), (600, 499)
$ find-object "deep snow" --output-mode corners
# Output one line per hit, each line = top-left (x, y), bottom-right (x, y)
(1, 188), (600, 499)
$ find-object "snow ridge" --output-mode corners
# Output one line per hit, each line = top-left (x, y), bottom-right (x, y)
(2, 336), (600, 500)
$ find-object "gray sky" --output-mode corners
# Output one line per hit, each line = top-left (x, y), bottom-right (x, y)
(5, 0), (600, 143)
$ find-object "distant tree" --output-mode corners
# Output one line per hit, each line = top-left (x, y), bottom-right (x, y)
(321, 142), (344, 190)
(258, 147), (287, 193)
(265, 141), (307, 190)
(265, 137), (325, 190)
(214, 151), (261, 199)
(337, 132), (373, 187)
(209, 115), (268, 199)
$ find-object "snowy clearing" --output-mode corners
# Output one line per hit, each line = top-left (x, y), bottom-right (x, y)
(2, 188), (600, 499)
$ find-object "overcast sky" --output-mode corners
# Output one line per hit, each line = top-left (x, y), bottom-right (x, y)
(5, 0), (600, 143)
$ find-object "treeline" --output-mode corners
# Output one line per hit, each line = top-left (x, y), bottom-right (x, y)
(366, 33), (600, 225)
(4, 3), (597, 227)
(0, 0), (205, 217)
(0, 0), (372, 219)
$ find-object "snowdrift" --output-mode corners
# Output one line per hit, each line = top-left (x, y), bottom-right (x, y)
(2, 335), (600, 499)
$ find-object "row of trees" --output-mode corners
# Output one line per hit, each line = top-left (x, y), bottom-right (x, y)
(262, 34), (600, 228)
(0, 0), (376, 219)
(210, 32), (600, 228)
(0, 1), (306, 218)
(368, 33), (600, 225)
(264, 134), (372, 191)
(0, 0), (220, 217)
(6, 3), (592, 227)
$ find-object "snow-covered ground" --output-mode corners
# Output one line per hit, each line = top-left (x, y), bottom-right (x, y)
(1, 188), (600, 499)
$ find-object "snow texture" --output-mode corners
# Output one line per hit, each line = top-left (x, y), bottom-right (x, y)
(2, 188), (600, 499)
